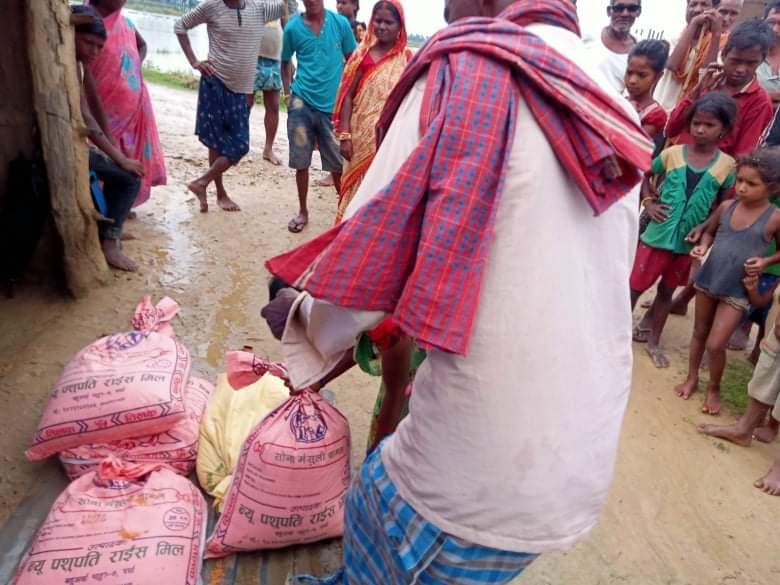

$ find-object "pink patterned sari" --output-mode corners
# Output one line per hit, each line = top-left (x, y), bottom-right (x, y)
(88, 9), (166, 206)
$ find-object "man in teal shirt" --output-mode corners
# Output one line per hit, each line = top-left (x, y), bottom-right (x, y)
(282, 0), (356, 233)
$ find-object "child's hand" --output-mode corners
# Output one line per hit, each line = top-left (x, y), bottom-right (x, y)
(743, 274), (759, 292)
(645, 201), (671, 223)
(690, 245), (707, 260)
(744, 257), (766, 277)
(685, 226), (703, 244)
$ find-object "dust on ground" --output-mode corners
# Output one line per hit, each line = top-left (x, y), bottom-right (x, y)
(0, 84), (778, 585)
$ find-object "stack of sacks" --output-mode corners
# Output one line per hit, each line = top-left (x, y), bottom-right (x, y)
(13, 458), (206, 585)
(196, 351), (290, 511)
(26, 296), (211, 479)
(203, 352), (351, 556)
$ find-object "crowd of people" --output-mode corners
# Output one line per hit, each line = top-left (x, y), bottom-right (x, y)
(69, 0), (780, 582)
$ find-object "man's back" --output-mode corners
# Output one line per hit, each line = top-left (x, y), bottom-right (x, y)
(346, 23), (639, 555)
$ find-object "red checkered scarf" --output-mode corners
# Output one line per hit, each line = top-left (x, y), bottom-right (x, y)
(267, 0), (652, 356)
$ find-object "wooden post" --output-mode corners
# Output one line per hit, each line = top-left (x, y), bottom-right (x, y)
(25, 0), (108, 296)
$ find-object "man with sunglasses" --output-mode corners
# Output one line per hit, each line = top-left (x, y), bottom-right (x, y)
(586, 0), (642, 93)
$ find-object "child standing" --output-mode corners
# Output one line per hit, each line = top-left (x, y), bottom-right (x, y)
(676, 148), (780, 415)
(631, 93), (738, 369)
(625, 39), (670, 149)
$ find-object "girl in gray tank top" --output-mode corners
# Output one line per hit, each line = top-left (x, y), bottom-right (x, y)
(676, 149), (780, 416)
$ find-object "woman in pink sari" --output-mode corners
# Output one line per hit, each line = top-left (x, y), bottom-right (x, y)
(87, 0), (166, 207)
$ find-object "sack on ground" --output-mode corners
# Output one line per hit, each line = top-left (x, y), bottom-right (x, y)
(205, 391), (351, 557)
(12, 458), (206, 585)
(26, 296), (191, 461)
(196, 365), (289, 511)
(60, 376), (214, 480)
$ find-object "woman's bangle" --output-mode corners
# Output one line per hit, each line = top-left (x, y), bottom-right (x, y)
(337, 132), (352, 141)
(641, 197), (656, 208)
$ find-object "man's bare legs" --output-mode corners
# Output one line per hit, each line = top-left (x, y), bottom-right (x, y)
(698, 398), (772, 446)
(289, 169), (309, 232)
(676, 292), (718, 400)
(262, 90), (282, 166)
(187, 149), (240, 212)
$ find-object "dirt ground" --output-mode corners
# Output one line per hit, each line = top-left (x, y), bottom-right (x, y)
(1, 84), (778, 584)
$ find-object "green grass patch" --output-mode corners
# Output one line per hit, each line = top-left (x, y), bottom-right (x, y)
(143, 66), (288, 111)
(717, 359), (753, 415)
(143, 66), (198, 91)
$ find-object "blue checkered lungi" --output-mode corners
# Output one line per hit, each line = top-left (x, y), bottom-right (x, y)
(292, 444), (538, 584)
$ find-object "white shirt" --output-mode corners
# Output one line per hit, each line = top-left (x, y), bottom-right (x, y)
(584, 31), (630, 94)
(282, 23), (640, 554)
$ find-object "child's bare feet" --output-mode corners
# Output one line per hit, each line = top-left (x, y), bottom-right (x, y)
(645, 345), (670, 368)
(217, 193), (241, 212)
(697, 422), (752, 446)
(187, 180), (208, 212)
(702, 385), (721, 415)
(101, 240), (138, 272)
(120, 231), (137, 241)
(753, 421), (779, 443)
(632, 325), (650, 343)
(675, 377), (698, 400)
(755, 460), (780, 496)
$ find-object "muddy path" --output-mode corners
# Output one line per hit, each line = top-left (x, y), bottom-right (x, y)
(0, 84), (777, 584)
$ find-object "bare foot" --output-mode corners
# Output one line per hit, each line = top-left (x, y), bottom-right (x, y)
(217, 194), (241, 212)
(645, 345), (670, 368)
(187, 181), (208, 213)
(120, 231), (137, 241)
(702, 385), (721, 415)
(675, 377), (698, 400)
(315, 174), (334, 187)
(754, 460), (780, 496)
(101, 240), (138, 272)
(288, 213), (308, 233)
(263, 150), (282, 166)
(633, 326), (650, 343)
(697, 422), (752, 446)
(753, 424), (779, 444)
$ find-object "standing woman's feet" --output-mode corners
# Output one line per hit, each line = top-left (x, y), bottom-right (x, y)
(675, 377), (699, 400)
(702, 385), (722, 415)
(187, 180), (209, 213)
(288, 212), (308, 233)
(101, 239), (138, 272)
(315, 173), (334, 187)
(755, 460), (780, 496)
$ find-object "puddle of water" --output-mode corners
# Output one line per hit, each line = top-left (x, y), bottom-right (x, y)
(206, 268), (251, 368)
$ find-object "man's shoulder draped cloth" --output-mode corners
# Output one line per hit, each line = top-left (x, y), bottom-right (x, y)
(267, 0), (652, 356)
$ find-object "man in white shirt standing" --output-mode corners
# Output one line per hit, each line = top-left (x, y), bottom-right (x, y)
(265, 0), (652, 583)
(586, 0), (642, 93)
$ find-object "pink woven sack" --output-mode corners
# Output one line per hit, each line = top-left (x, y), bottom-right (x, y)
(13, 458), (206, 585)
(26, 296), (191, 461)
(59, 376), (214, 480)
(205, 390), (351, 557)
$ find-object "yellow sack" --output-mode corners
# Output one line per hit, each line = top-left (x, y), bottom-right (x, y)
(197, 372), (289, 511)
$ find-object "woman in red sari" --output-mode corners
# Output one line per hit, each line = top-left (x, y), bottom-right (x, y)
(333, 0), (411, 223)
(87, 0), (166, 207)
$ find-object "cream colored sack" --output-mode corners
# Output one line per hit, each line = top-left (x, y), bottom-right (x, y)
(196, 372), (288, 510)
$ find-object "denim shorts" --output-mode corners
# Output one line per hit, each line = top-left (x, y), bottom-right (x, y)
(286, 95), (343, 173)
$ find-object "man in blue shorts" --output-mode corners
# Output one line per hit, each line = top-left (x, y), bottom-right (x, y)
(281, 0), (356, 233)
